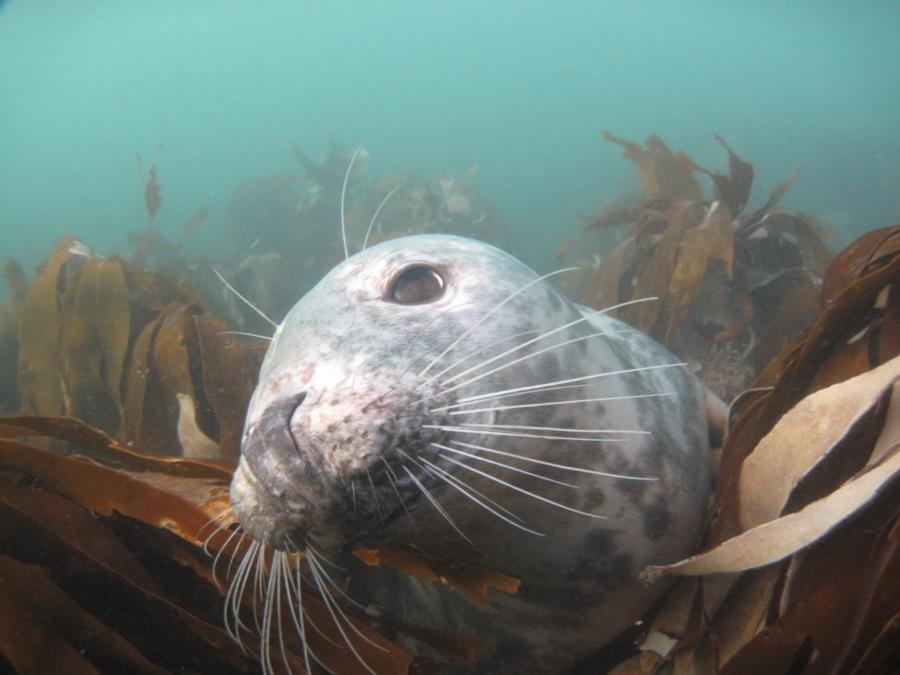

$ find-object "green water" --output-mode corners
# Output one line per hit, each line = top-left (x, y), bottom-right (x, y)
(2, 0), (899, 283)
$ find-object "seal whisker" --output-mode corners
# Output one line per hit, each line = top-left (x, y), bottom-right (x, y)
(455, 422), (652, 434)
(202, 513), (237, 550)
(304, 550), (373, 620)
(273, 552), (293, 675)
(224, 532), (249, 585)
(401, 464), (472, 543)
(426, 424), (647, 442)
(431, 442), (578, 488)
(449, 439), (658, 481)
(218, 330), (273, 341)
(448, 362), (687, 406)
(415, 267), (580, 383)
(417, 457), (546, 537)
(424, 296), (657, 390)
(307, 548), (384, 672)
(421, 328), (540, 384)
(211, 525), (243, 588)
(361, 299), (484, 412)
(340, 147), (362, 260)
(224, 540), (260, 651)
(305, 540), (347, 573)
(290, 556), (319, 675)
(381, 456), (418, 531)
(362, 183), (403, 251)
(427, 382), (591, 412)
(213, 267), (278, 330)
(439, 391), (679, 415)
(259, 549), (279, 675)
(283, 563), (344, 651)
(351, 480), (358, 513)
(198, 506), (235, 537)
(440, 454), (608, 519)
(432, 329), (636, 401)
(409, 452), (523, 523)
(365, 468), (387, 526)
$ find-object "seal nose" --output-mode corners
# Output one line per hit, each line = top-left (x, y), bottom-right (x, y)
(242, 391), (307, 460)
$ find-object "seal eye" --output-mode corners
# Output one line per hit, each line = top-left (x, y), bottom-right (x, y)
(389, 266), (445, 304)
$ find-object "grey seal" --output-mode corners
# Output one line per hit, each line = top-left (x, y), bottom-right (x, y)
(226, 234), (716, 673)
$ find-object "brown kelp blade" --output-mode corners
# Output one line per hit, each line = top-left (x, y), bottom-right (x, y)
(608, 225), (900, 675)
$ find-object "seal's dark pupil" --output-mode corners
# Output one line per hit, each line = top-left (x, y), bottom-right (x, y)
(390, 266), (445, 304)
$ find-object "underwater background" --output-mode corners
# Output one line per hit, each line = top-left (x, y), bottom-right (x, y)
(3, 3), (900, 673)
(2, 0), (899, 286)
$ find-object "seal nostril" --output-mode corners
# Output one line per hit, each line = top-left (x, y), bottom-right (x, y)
(290, 391), (307, 416)
(245, 392), (308, 459)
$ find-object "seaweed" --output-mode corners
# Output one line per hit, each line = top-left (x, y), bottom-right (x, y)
(16, 237), (259, 459)
(603, 226), (900, 674)
(568, 133), (833, 400)
(0, 414), (508, 673)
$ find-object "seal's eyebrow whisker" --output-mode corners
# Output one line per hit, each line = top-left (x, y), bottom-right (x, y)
(213, 267), (278, 330)
(401, 464), (472, 544)
(339, 147), (362, 260)
(417, 456), (545, 537)
(448, 439), (658, 482)
(440, 454), (609, 520)
(430, 442), (578, 489)
(415, 267), (580, 384)
(426, 424), (645, 443)
(436, 391), (679, 416)
(362, 182), (403, 251)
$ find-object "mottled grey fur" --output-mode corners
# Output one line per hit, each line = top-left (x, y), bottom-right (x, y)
(230, 234), (713, 672)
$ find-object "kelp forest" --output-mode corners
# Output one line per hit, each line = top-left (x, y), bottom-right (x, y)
(1, 134), (898, 674)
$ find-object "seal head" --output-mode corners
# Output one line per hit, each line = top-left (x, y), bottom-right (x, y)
(229, 234), (713, 671)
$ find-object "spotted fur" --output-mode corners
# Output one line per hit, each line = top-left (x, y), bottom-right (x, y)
(229, 234), (713, 672)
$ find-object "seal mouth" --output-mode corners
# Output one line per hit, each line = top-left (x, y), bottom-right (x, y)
(232, 383), (454, 551)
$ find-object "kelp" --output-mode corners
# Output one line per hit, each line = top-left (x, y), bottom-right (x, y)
(602, 225), (900, 674)
(0, 414), (514, 673)
(0, 257), (26, 413)
(569, 133), (834, 400)
(16, 237), (260, 459)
